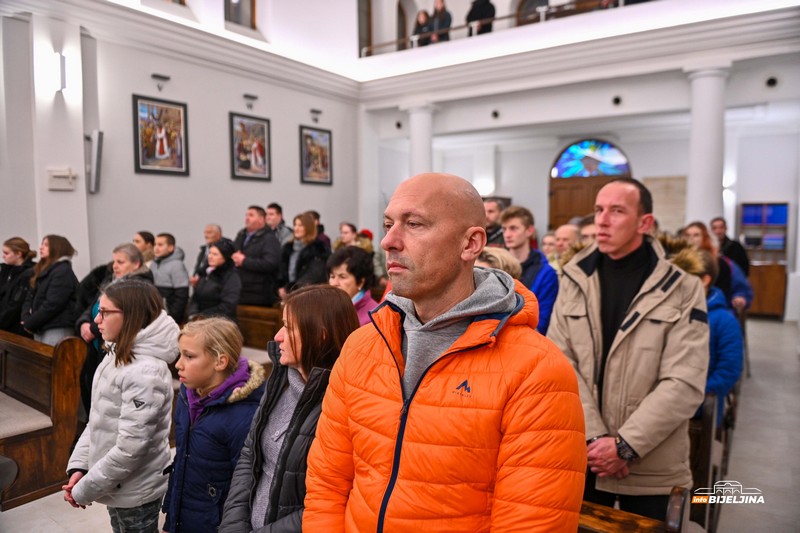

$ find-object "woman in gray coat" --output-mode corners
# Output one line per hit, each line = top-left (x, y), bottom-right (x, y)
(219, 285), (358, 533)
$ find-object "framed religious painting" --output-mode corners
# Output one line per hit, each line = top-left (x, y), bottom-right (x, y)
(299, 125), (332, 185)
(132, 94), (189, 176)
(230, 112), (271, 181)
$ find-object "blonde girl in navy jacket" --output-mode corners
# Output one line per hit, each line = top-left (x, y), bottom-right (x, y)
(162, 317), (266, 533)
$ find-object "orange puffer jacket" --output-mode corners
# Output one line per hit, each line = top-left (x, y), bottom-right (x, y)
(304, 281), (586, 532)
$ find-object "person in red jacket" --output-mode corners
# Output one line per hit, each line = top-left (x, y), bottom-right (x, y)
(304, 173), (586, 532)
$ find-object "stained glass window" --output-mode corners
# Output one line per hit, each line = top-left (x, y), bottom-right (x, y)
(551, 139), (631, 178)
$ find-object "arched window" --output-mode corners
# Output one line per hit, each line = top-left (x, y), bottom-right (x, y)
(550, 138), (631, 178)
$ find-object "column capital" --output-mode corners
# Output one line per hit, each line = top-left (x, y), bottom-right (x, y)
(399, 100), (437, 114)
(683, 59), (731, 79)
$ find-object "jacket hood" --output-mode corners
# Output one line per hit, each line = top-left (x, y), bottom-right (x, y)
(228, 359), (266, 403)
(131, 310), (180, 364)
(386, 267), (518, 332)
(707, 286), (728, 311)
(156, 247), (185, 264)
(561, 233), (704, 277)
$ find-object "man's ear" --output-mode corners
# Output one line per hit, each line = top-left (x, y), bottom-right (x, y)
(462, 227), (487, 262)
(524, 225), (535, 239)
(638, 214), (655, 235)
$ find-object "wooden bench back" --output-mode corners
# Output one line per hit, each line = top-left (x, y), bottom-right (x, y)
(579, 486), (690, 532)
(236, 305), (282, 350)
(0, 332), (85, 510)
(0, 333), (56, 416)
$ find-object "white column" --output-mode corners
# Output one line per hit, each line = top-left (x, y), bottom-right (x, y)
(406, 104), (434, 176)
(685, 67), (728, 225)
(357, 104), (382, 234)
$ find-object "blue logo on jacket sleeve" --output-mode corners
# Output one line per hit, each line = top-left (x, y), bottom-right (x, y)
(455, 380), (471, 393)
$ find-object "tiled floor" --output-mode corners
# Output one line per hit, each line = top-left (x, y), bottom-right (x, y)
(715, 319), (800, 532)
(0, 320), (797, 532)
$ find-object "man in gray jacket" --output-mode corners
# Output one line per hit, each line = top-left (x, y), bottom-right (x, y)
(151, 233), (190, 323)
(548, 178), (709, 521)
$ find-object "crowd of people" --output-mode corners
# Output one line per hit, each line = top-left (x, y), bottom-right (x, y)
(0, 172), (750, 531)
(413, 0), (498, 46)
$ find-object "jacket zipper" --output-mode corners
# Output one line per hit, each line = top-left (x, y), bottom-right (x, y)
(571, 261), (672, 419)
(373, 324), (490, 533)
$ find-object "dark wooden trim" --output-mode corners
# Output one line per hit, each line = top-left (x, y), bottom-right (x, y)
(0, 333), (85, 510)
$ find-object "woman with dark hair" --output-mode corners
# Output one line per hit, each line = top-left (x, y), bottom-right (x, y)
(64, 279), (179, 532)
(0, 237), (37, 336)
(278, 212), (329, 300)
(188, 238), (242, 320)
(413, 9), (433, 46)
(133, 231), (156, 268)
(21, 235), (79, 345)
(327, 246), (378, 326)
(219, 285), (359, 533)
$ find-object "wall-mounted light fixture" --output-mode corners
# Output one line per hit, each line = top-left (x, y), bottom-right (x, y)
(243, 93), (258, 110)
(310, 108), (322, 124)
(56, 53), (66, 92)
(151, 73), (171, 92)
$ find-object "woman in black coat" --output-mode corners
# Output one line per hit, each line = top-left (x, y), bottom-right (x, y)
(218, 285), (359, 533)
(188, 239), (241, 321)
(0, 237), (37, 337)
(278, 213), (330, 300)
(21, 235), (79, 345)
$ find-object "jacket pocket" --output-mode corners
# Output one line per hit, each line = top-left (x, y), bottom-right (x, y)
(561, 300), (587, 319)
(644, 306), (680, 324)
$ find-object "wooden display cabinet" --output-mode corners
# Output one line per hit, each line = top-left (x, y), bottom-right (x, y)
(739, 203), (788, 318)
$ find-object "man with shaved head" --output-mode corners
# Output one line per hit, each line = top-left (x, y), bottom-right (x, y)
(305, 173), (586, 531)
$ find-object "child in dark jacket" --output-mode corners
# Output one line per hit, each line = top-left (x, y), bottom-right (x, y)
(696, 250), (743, 425)
(162, 317), (266, 533)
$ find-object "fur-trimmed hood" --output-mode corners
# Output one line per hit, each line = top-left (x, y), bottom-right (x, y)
(228, 359), (266, 404)
(559, 233), (704, 277)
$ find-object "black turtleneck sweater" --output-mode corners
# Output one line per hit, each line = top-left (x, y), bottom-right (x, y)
(597, 241), (657, 406)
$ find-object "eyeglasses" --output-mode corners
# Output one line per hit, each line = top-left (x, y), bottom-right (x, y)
(97, 309), (122, 320)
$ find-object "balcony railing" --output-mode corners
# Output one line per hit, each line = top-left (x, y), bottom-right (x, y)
(360, 0), (635, 57)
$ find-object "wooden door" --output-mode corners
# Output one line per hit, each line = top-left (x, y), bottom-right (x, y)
(549, 176), (615, 230)
(748, 264), (786, 317)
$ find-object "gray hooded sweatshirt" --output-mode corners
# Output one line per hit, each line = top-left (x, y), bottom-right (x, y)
(386, 268), (517, 396)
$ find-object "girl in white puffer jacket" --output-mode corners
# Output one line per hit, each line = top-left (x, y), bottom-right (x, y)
(64, 278), (179, 533)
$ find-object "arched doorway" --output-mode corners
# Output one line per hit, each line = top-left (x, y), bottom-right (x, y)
(548, 138), (632, 229)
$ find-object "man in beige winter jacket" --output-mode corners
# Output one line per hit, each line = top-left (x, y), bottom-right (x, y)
(548, 178), (709, 521)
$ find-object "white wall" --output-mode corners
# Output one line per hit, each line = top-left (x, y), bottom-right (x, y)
(1, 13), (359, 277)
(85, 38), (358, 271)
(0, 17), (38, 246)
(0, 15), (92, 275)
(623, 138), (690, 179)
